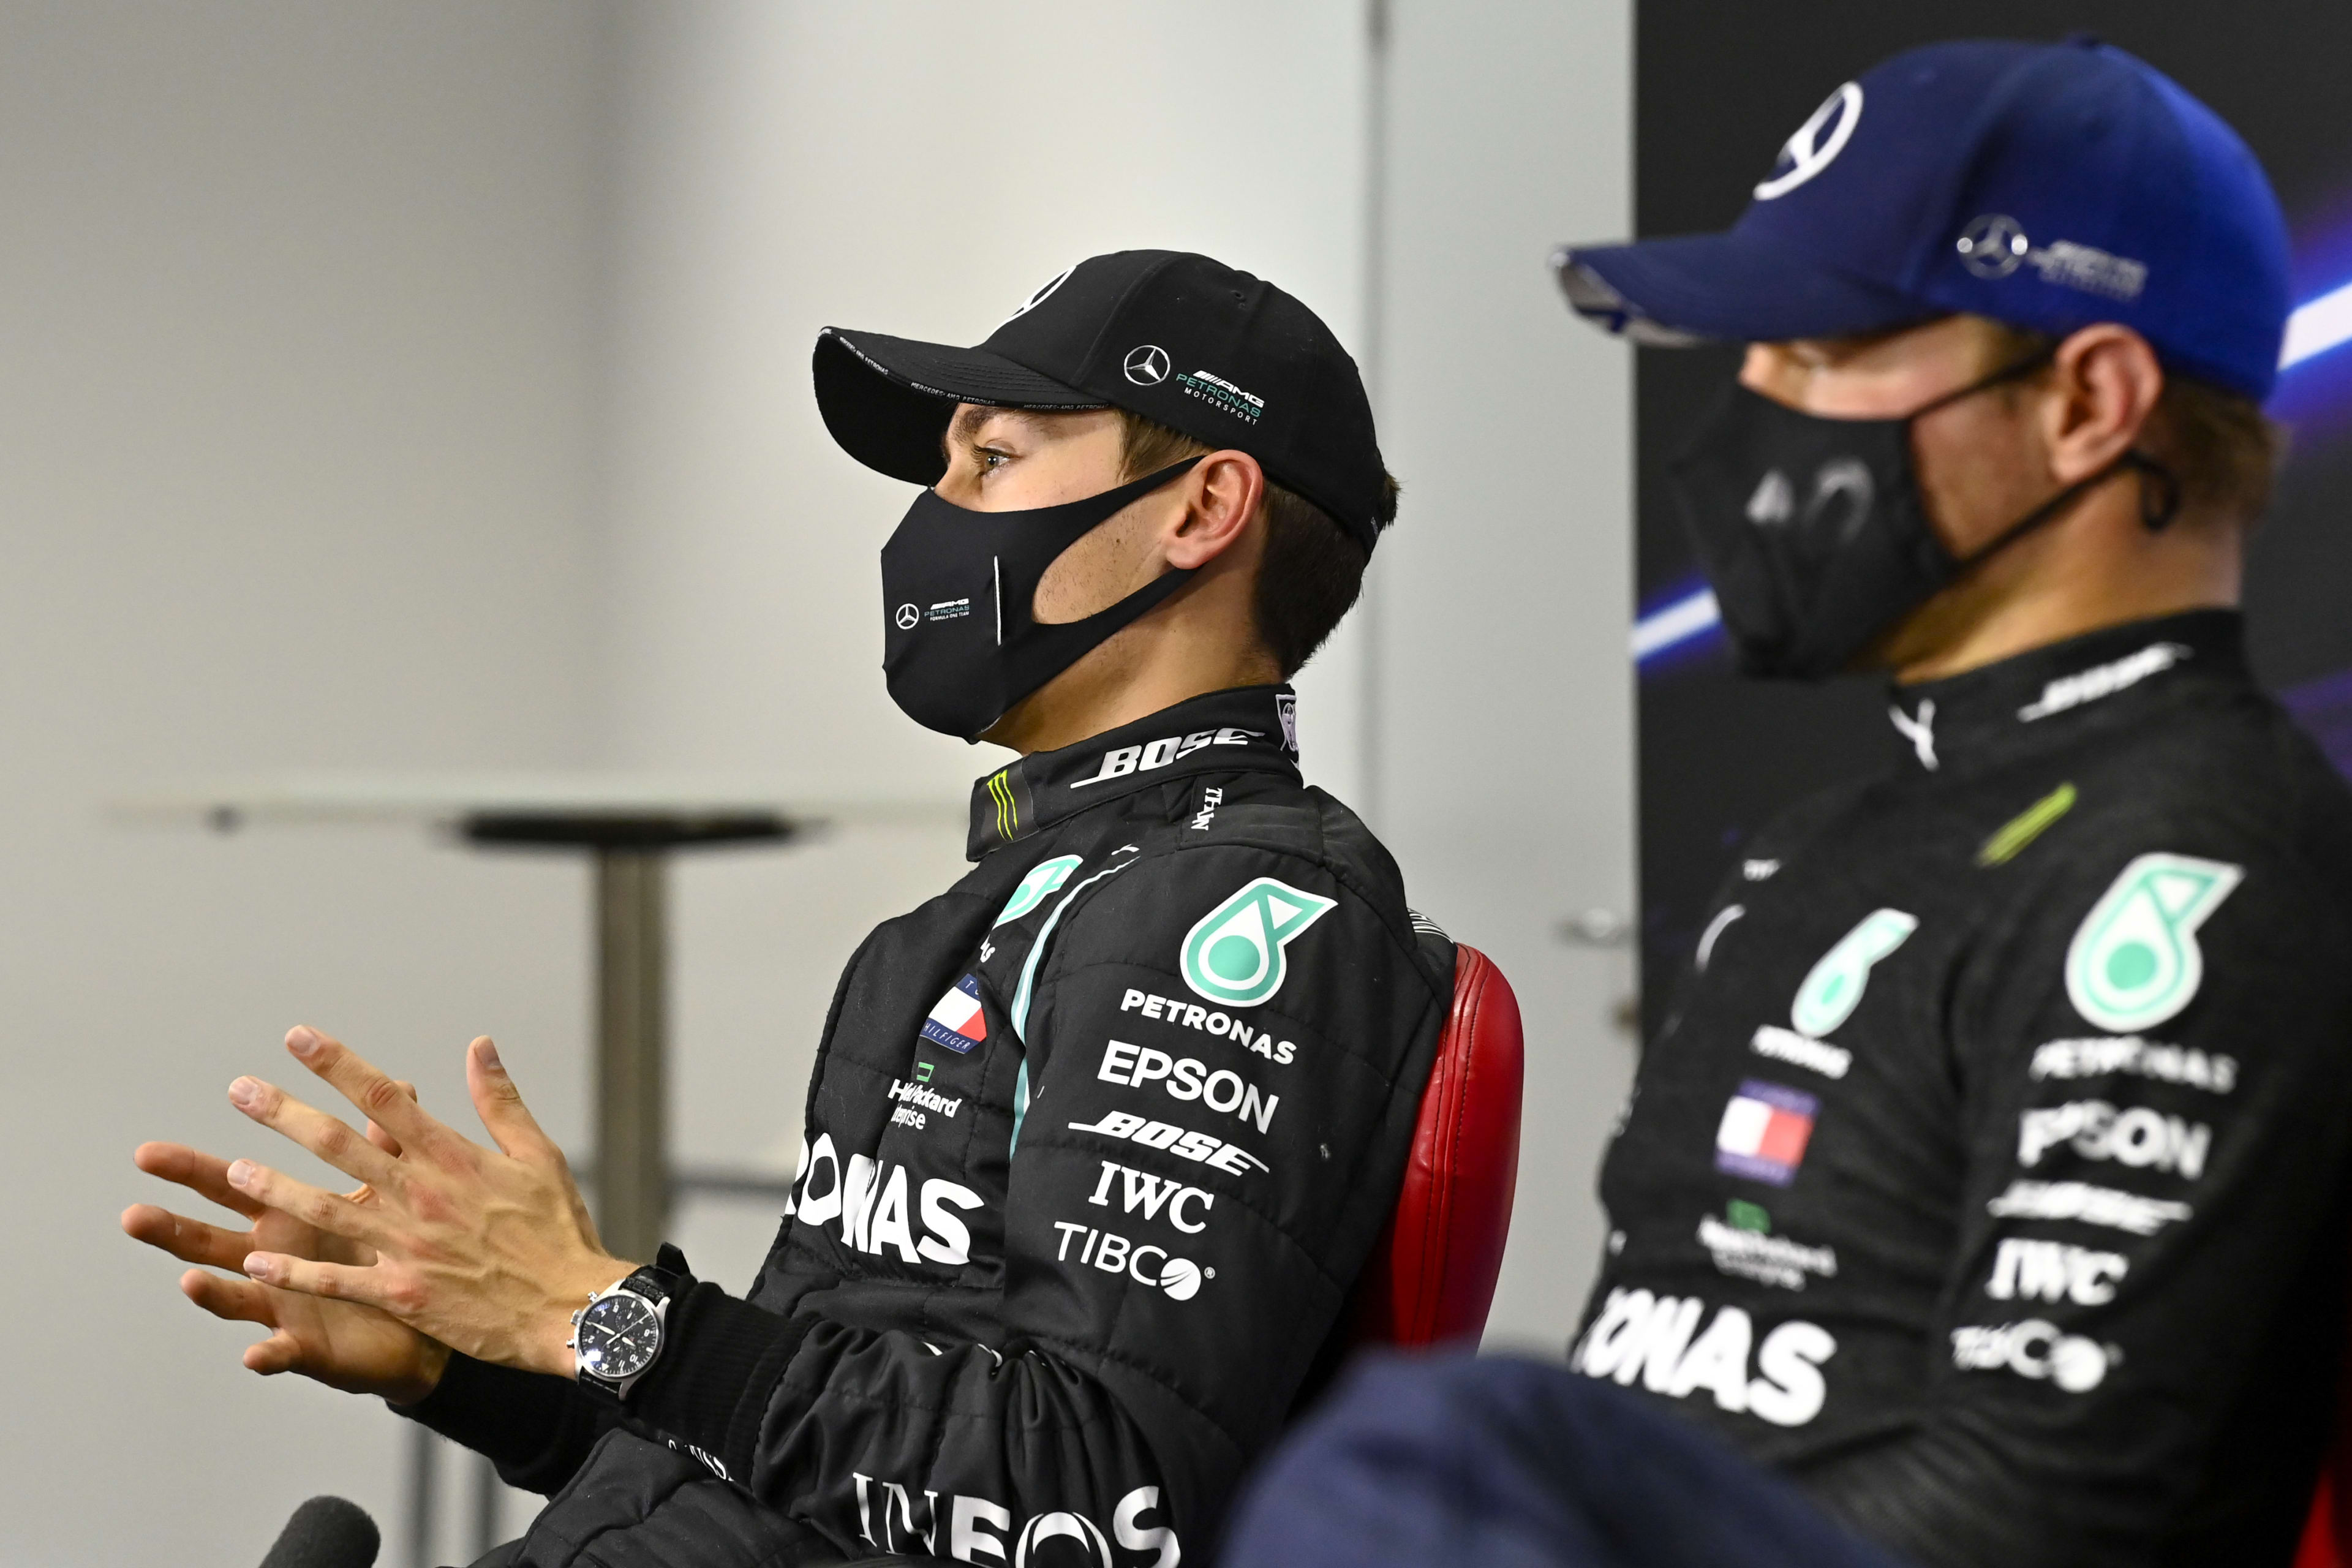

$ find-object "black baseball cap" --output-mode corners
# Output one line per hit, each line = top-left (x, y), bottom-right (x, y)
(813, 250), (1393, 551)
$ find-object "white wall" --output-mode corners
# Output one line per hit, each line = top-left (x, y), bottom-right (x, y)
(0, 6), (608, 1564)
(1378, 1), (1636, 1347)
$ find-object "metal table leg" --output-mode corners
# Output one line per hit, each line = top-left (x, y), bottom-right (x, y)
(594, 848), (669, 1265)
(472, 1449), (501, 1561)
(408, 1423), (438, 1568)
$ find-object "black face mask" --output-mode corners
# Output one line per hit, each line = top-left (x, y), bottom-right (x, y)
(1668, 353), (2178, 680)
(880, 458), (1204, 740)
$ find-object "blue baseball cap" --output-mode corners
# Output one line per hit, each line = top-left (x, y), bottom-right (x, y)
(1555, 37), (2293, 401)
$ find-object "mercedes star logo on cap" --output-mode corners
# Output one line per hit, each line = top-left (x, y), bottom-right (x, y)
(1956, 214), (2030, 279)
(1001, 265), (1074, 325)
(1753, 80), (1864, 200)
(1123, 344), (1170, 385)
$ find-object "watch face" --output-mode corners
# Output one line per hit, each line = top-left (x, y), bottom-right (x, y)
(576, 1291), (662, 1382)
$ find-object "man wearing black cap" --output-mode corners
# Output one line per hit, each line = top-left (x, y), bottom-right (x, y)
(1224, 37), (2352, 1568)
(124, 252), (1451, 1567)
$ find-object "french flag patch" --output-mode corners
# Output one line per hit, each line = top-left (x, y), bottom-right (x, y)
(920, 974), (989, 1055)
(1714, 1079), (1818, 1187)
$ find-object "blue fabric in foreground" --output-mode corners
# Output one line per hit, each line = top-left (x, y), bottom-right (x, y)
(1221, 1352), (1913, 1568)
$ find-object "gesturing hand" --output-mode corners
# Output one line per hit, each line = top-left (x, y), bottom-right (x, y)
(213, 1026), (631, 1378)
(122, 1090), (450, 1404)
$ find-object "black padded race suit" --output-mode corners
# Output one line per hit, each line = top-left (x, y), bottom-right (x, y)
(1574, 610), (2352, 1567)
(404, 685), (1455, 1567)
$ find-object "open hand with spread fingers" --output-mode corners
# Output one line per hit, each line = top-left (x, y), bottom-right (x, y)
(198, 1026), (633, 1378)
(122, 1084), (451, 1403)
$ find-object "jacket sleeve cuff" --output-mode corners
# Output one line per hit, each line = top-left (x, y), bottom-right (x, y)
(628, 1281), (816, 1482)
(392, 1351), (597, 1492)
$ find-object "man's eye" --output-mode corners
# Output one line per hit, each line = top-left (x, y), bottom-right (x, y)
(974, 447), (1012, 472)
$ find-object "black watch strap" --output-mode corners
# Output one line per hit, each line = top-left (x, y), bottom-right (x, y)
(635, 1242), (688, 1295)
(613, 1259), (680, 1306)
(572, 1245), (690, 1401)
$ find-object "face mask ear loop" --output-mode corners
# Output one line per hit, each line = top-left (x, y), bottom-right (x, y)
(1905, 345), (2060, 421)
(2124, 451), (2183, 532)
(1930, 345), (2170, 573)
(1912, 348), (2181, 537)
(1101, 454), (1206, 501)
(1953, 447), (2168, 573)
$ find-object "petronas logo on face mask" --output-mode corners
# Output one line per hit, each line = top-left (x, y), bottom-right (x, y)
(2067, 854), (2243, 1033)
(1790, 908), (1918, 1038)
(1180, 877), (1336, 1008)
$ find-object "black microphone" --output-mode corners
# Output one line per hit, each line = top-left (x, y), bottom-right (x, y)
(259, 1496), (380, 1568)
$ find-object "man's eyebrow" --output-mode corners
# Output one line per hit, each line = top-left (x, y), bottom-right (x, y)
(942, 404), (1043, 460)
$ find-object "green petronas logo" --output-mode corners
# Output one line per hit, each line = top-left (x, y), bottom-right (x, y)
(993, 854), (1082, 927)
(1790, 908), (1918, 1038)
(1180, 876), (1336, 1008)
(2067, 853), (2243, 1033)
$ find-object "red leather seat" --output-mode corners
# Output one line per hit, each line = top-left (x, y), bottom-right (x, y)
(2294, 1389), (2352, 1568)
(2297, 1469), (2338, 1568)
(1347, 942), (1526, 1348)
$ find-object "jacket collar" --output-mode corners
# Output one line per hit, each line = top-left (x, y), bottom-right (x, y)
(967, 685), (1302, 859)
(1883, 609), (2249, 776)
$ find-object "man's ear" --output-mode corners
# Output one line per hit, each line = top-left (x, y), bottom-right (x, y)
(2041, 323), (2166, 486)
(1164, 451), (1266, 570)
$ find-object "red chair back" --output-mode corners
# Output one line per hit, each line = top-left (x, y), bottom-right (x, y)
(2296, 1468), (2338, 1568)
(1348, 942), (1526, 1347)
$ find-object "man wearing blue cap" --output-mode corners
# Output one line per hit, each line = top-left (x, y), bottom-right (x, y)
(1224, 37), (2352, 1568)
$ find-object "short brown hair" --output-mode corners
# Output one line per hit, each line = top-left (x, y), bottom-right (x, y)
(1115, 410), (1400, 678)
(1980, 320), (2286, 526)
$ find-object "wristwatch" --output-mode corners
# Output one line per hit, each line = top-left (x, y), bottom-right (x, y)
(569, 1258), (680, 1401)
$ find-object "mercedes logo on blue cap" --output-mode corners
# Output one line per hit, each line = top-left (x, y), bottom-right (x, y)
(1754, 81), (1863, 200)
(1956, 214), (2031, 279)
(1123, 344), (1171, 385)
(1555, 39), (2294, 402)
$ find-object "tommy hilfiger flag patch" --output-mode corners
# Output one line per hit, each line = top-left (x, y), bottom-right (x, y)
(921, 975), (989, 1055)
(1715, 1080), (1818, 1187)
